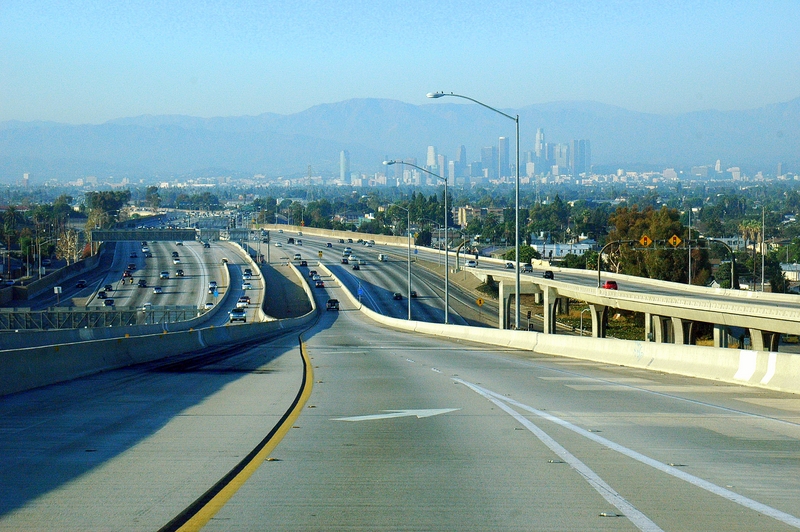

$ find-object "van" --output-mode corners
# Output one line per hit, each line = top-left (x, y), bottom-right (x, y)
(378, 253), (388, 262)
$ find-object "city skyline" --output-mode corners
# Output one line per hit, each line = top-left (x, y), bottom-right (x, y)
(2, 1), (799, 124)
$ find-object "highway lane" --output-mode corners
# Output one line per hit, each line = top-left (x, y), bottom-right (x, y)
(2, 263), (800, 530)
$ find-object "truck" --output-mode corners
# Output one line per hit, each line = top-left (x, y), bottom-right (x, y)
(377, 253), (388, 262)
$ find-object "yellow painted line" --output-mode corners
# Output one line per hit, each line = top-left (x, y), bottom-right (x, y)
(159, 337), (314, 532)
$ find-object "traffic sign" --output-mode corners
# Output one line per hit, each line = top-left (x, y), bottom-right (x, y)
(639, 235), (652, 247)
(318, 251), (323, 258)
(476, 298), (484, 307)
(668, 234), (682, 247)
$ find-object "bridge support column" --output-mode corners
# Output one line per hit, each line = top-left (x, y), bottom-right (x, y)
(589, 304), (608, 338)
(498, 281), (513, 329)
(533, 292), (543, 305)
(748, 329), (765, 351)
(713, 325), (730, 348)
(748, 329), (780, 352)
(651, 315), (667, 343)
(542, 288), (558, 334)
(558, 296), (570, 315)
(645, 312), (653, 341)
(671, 317), (686, 345)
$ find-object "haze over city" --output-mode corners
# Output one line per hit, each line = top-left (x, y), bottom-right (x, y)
(2, 1), (799, 124)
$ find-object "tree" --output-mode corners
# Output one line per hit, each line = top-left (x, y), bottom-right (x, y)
(145, 186), (161, 210)
(503, 245), (540, 264)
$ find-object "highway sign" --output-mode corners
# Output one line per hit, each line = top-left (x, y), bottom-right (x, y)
(639, 235), (652, 246)
(476, 298), (484, 306)
(668, 234), (682, 247)
(318, 251), (323, 258)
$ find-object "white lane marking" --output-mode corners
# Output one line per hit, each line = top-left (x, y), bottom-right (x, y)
(761, 352), (778, 384)
(457, 378), (800, 530)
(734, 350), (758, 381)
(456, 378), (663, 532)
(332, 408), (459, 422)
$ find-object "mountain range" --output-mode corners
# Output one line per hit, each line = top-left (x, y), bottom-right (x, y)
(1, 97), (798, 183)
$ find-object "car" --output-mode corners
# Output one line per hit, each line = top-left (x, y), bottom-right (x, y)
(326, 242), (332, 248)
(172, 258), (181, 264)
(160, 271), (169, 279)
(344, 247), (352, 254)
(287, 237), (295, 244)
(204, 301), (214, 310)
(410, 290), (417, 298)
(244, 268), (252, 275)
(312, 274), (321, 281)
(104, 284), (113, 292)
(358, 258), (366, 265)
(152, 286), (163, 294)
(465, 260), (478, 267)
(137, 279), (147, 288)
(97, 291), (107, 299)
(141, 302), (152, 312)
(141, 246), (149, 253)
(229, 308), (246, 322)
(242, 282), (252, 290)
(368, 240), (375, 245)
(296, 239), (302, 246)
(278, 229), (283, 233)
(356, 239), (363, 243)
(236, 297), (249, 308)
(176, 269), (184, 277)
(239, 295), (251, 304)
(76, 280), (87, 288)
(314, 279), (324, 288)
(393, 292), (403, 300)
(275, 242), (282, 247)
(294, 253), (302, 260)
(144, 252), (153, 258)
(129, 252), (138, 258)
(172, 251), (179, 257)
(127, 263), (136, 270)
(209, 280), (218, 289)
(543, 270), (554, 279)
(338, 238), (345, 243)
(176, 241), (183, 246)
(308, 270), (318, 278)
(505, 262), (514, 269)
(326, 298), (339, 311)
(243, 273), (252, 280)
(347, 238), (353, 243)
(352, 263), (360, 270)
(203, 242), (211, 248)
(300, 260), (308, 267)
(365, 242), (372, 247)
(104, 298), (114, 306)
(298, 231), (303, 236)
(122, 270), (132, 278)
(341, 257), (349, 264)
(602, 280), (619, 290)
(521, 264), (533, 273)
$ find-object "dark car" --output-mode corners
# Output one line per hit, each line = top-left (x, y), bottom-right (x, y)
(203, 242), (211, 248)
(229, 308), (246, 322)
(103, 298), (114, 306)
(127, 263), (136, 270)
(145, 252), (153, 258)
(300, 260), (308, 267)
(315, 279), (324, 288)
(410, 290), (417, 298)
(543, 271), (554, 279)
(76, 280), (87, 288)
(104, 284), (113, 292)
(172, 251), (179, 258)
(393, 292), (402, 300)
(352, 263), (360, 270)
(341, 257), (349, 264)
(137, 279), (147, 288)
(122, 270), (132, 278)
(308, 270), (317, 278)
(338, 239), (345, 243)
(602, 280), (618, 290)
(326, 242), (332, 248)
(176, 269), (184, 277)
(326, 298), (339, 311)
(97, 291), (107, 299)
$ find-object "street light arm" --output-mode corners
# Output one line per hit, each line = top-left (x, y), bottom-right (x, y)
(427, 92), (517, 122)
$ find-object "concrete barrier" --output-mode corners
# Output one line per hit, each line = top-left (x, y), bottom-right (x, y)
(318, 263), (800, 396)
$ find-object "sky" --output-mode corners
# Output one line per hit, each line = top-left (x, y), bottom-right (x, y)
(1, 0), (799, 124)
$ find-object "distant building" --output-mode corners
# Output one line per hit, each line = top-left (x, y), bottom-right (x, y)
(339, 150), (350, 183)
(481, 146), (497, 179)
(498, 137), (509, 177)
(22, 172), (30, 187)
(569, 139), (590, 176)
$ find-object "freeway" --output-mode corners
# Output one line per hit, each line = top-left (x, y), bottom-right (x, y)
(2, 263), (799, 530)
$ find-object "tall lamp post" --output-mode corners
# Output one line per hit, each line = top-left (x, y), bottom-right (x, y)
(427, 92), (520, 329)
(384, 160), (450, 324)
(389, 203), (412, 320)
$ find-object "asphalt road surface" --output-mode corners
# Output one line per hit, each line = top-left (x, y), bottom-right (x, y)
(2, 266), (799, 530)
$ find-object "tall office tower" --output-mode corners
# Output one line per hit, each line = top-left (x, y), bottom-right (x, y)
(777, 162), (782, 177)
(426, 146), (437, 169)
(570, 140), (586, 175)
(585, 140), (591, 174)
(554, 143), (569, 169)
(715, 159), (722, 173)
(22, 172), (29, 187)
(458, 145), (467, 166)
(498, 136), (510, 177)
(481, 146), (497, 179)
(340, 150), (350, 183)
(448, 160), (456, 181)
(535, 128), (545, 159)
(437, 154), (447, 179)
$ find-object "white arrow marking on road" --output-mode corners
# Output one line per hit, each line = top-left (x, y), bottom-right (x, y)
(332, 408), (459, 422)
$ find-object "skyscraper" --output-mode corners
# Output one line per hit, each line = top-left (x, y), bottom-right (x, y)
(498, 137), (509, 178)
(569, 140), (591, 176)
(426, 146), (437, 169)
(340, 150), (350, 183)
(535, 129), (545, 160)
(481, 146), (497, 179)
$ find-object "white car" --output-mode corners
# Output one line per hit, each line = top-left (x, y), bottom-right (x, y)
(465, 260), (478, 268)
(204, 301), (214, 309)
(160, 271), (169, 279)
(312, 274), (321, 281)
(172, 258), (181, 264)
(243, 273), (252, 280)
(275, 242), (282, 247)
(242, 282), (252, 290)
(152, 286), (163, 294)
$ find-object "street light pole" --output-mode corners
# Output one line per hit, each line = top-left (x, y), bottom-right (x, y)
(384, 160), (449, 324)
(427, 92), (519, 329)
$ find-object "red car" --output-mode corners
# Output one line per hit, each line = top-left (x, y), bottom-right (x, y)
(601, 280), (618, 290)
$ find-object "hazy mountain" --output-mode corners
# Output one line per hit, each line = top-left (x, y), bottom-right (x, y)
(1, 97), (798, 183)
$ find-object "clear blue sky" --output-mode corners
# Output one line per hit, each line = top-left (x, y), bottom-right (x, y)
(2, 0), (798, 123)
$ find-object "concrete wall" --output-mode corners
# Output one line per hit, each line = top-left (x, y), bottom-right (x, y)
(262, 224), (409, 247)
(318, 263), (800, 396)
